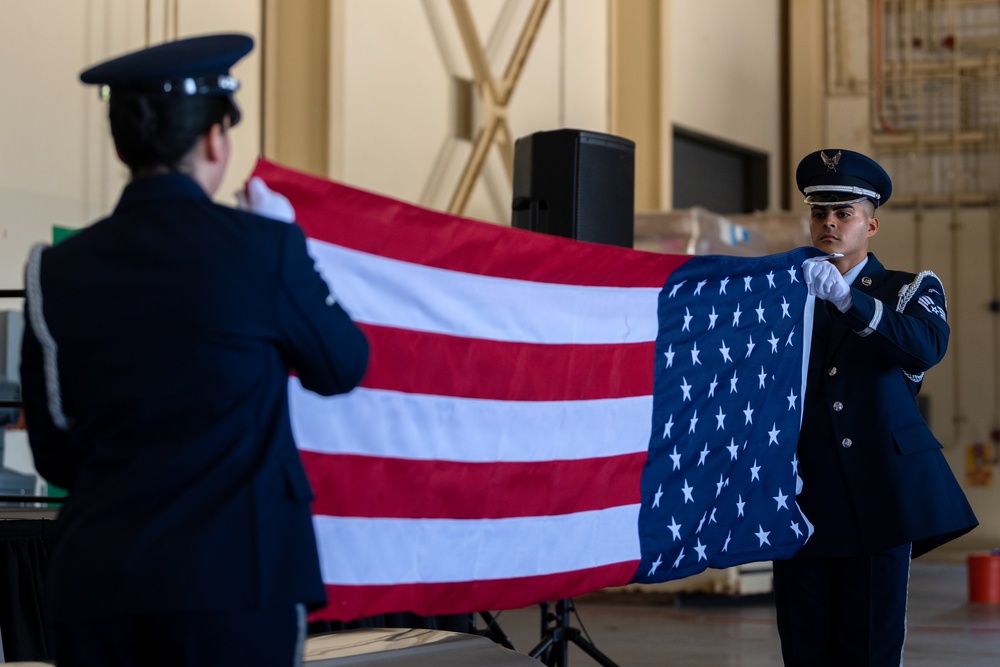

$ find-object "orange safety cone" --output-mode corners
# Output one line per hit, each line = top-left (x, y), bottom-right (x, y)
(968, 551), (1000, 604)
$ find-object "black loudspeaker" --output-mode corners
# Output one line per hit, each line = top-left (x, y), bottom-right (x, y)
(511, 129), (635, 248)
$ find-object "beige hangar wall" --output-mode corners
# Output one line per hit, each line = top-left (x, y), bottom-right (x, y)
(326, 0), (609, 226)
(0, 0), (263, 299)
(667, 0), (784, 213)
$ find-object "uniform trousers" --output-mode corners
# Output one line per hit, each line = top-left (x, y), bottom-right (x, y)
(772, 543), (911, 667)
(50, 604), (306, 667)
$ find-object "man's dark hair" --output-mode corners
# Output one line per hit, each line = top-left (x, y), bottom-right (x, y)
(108, 93), (238, 175)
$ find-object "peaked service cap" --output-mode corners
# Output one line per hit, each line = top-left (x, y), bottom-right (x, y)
(79, 33), (253, 98)
(795, 148), (892, 208)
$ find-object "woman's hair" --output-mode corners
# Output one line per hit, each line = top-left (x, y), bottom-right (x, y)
(108, 93), (238, 174)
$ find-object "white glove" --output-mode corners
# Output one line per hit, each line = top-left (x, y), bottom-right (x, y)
(802, 256), (853, 312)
(235, 176), (295, 223)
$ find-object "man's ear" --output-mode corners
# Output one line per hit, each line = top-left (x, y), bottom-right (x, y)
(868, 216), (880, 238)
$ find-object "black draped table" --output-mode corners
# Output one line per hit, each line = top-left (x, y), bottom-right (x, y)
(0, 506), (481, 663)
(0, 508), (56, 662)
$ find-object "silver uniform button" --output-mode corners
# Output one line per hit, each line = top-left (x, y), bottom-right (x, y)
(842, 438), (853, 448)
(828, 366), (837, 376)
(833, 401), (844, 412)
(325, 294), (336, 306)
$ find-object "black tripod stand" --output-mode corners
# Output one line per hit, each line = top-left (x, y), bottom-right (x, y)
(528, 599), (619, 667)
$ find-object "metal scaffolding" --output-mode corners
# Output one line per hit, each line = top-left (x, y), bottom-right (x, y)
(872, 0), (1000, 208)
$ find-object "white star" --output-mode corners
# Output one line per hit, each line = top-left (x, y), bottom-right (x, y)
(722, 530), (732, 552)
(670, 445), (682, 470)
(682, 307), (693, 331)
(744, 276), (753, 292)
(669, 280), (687, 297)
(708, 374), (719, 398)
(672, 548), (686, 569)
(791, 453), (799, 475)
(652, 484), (663, 508)
(786, 327), (797, 347)
(750, 460), (761, 481)
(781, 296), (791, 317)
(791, 521), (803, 538)
(743, 401), (754, 425)
(768, 332), (780, 353)
(698, 442), (710, 465)
(688, 410), (699, 434)
(756, 525), (771, 546)
(719, 277), (729, 294)
(773, 488), (789, 510)
(756, 301), (766, 323)
(768, 423), (780, 445)
(719, 341), (732, 363)
(680, 377), (692, 401)
(727, 438), (739, 460)
(695, 539), (708, 561)
(715, 406), (726, 430)
(766, 271), (776, 288)
(648, 553), (663, 575)
(716, 473), (728, 497)
(668, 516), (682, 540)
(681, 479), (694, 503)
(729, 371), (739, 394)
(708, 307), (719, 330)
(736, 495), (746, 517)
(709, 507), (718, 524)
(787, 266), (798, 283)
(758, 366), (768, 388)
(664, 344), (675, 368)
(696, 511), (707, 533)
(691, 342), (702, 365)
(745, 336), (756, 358)
(695, 279), (708, 295)
(663, 414), (675, 439)
(733, 304), (743, 327)
(787, 388), (797, 410)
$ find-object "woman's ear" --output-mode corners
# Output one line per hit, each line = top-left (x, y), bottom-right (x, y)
(204, 122), (228, 165)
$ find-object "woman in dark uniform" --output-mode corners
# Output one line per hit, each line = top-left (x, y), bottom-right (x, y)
(20, 34), (368, 666)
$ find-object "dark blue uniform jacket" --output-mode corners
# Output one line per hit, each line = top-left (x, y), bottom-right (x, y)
(20, 173), (369, 622)
(795, 253), (976, 559)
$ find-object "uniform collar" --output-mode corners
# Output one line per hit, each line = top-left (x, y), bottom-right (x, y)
(843, 256), (869, 286)
(114, 172), (211, 214)
(853, 253), (885, 291)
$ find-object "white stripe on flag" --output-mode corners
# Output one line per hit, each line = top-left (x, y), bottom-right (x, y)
(313, 504), (643, 585)
(290, 382), (653, 462)
(306, 240), (662, 344)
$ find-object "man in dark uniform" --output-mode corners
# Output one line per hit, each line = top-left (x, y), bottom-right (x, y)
(771, 149), (978, 666)
(19, 34), (369, 665)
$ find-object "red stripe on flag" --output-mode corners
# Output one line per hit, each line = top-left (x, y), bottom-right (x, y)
(310, 561), (642, 621)
(253, 158), (687, 289)
(303, 451), (646, 519)
(358, 324), (655, 400)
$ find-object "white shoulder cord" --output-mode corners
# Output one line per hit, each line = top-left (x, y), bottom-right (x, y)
(896, 270), (945, 384)
(25, 243), (70, 430)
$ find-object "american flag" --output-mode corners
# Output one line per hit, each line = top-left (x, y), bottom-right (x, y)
(252, 159), (816, 621)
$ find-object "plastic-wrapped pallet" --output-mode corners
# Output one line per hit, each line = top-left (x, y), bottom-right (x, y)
(634, 208), (810, 258)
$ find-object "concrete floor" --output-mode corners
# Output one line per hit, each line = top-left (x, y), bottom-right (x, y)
(483, 561), (1000, 666)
